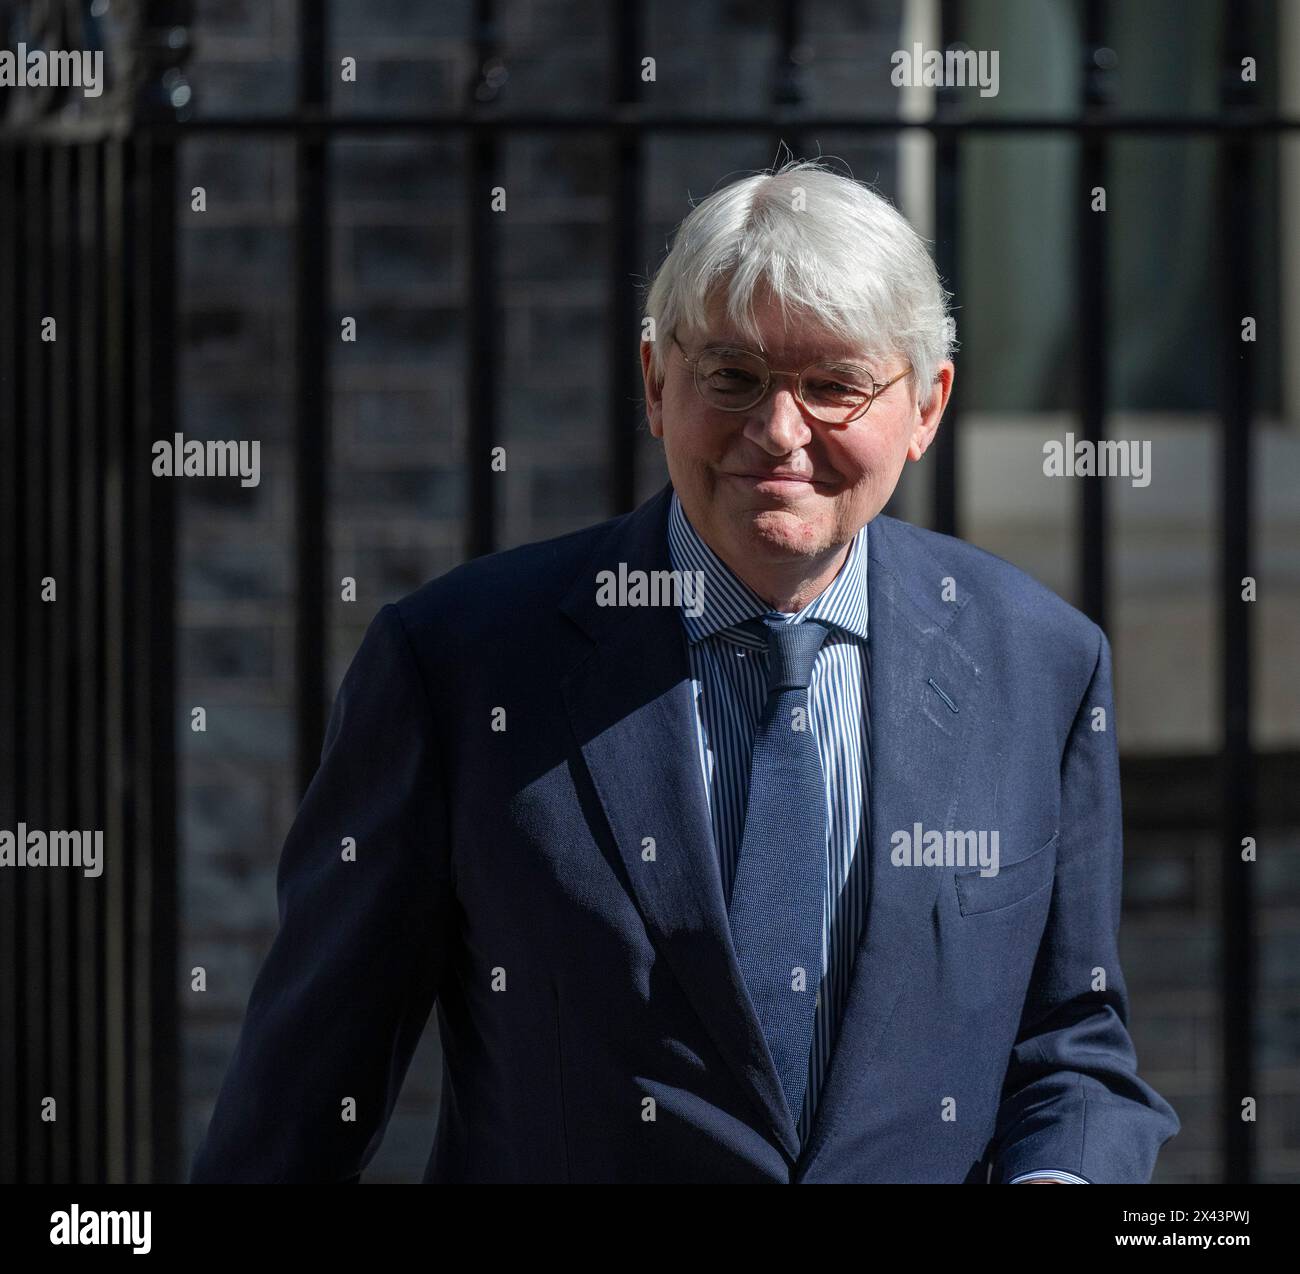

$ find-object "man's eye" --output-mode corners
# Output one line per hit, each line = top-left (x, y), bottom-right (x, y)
(808, 378), (867, 399)
(710, 367), (759, 386)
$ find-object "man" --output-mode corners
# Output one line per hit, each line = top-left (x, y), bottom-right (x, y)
(191, 158), (1179, 1184)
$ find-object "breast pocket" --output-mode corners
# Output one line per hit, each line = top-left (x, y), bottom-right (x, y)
(954, 831), (1058, 916)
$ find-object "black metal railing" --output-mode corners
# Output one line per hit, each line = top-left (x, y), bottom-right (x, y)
(0, 0), (185, 1184)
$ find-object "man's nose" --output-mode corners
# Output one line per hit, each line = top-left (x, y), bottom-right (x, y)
(746, 378), (814, 453)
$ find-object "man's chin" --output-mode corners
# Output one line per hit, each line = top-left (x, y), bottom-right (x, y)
(732, 507), (833, 558)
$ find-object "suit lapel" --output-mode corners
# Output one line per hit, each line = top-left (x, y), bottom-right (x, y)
(559, 484), (802, 1159)
(796, 513), (984, 1176)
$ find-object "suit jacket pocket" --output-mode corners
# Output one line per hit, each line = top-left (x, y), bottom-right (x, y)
(954, 831), (1058, 917)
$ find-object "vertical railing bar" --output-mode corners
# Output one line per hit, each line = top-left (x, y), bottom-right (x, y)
(1218, 1), (1257, 1187)
(91, 139), (109, 1185)
(24, 140), (50, 1185)
(0, 139), (21, 1185)
(931, 0), (962, 537)
(773, 0), (808, 160)
(14, 139), (29, 1185)
(90, 136), (112, 1187)
(141, 127), (180, 1185)
(126, 131), (170, 1185)
(1079, 0), (1109, 629)
(609, 4), (642, 514)
(294, 3), (330, 795)
(75, 139), (105, 1185)
(467, 0), (500, 558)
(47, 140), (74, 1185)
(104, 134), (130, 1185)
(122, 130), (148, 1184)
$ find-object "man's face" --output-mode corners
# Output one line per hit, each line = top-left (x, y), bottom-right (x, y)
(641, 287), (952, 576)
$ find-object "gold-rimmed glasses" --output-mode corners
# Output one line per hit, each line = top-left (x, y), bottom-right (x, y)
(673, 335), (911, 424)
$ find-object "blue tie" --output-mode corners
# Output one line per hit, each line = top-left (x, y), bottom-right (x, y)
(727, 614), (830, 1129)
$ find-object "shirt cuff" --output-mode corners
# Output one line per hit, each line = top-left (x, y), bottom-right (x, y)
(1008, 1170), (1090, 1184)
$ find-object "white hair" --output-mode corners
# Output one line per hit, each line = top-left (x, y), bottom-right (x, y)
(642, 158), (956, 412)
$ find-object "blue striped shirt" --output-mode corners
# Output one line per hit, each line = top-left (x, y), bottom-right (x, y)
(666, 489), (871, 1146)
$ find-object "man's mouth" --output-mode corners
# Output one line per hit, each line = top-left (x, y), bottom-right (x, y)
(722, 470), (822, 494)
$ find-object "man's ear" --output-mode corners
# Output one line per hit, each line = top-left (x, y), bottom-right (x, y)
(640, 339), (665, 438)
(907, 360), (954, 461)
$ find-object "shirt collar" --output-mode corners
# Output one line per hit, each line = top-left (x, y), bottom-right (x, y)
(666, 487), (869, 645)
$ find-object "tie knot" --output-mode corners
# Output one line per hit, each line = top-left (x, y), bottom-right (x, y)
(756, 615), (829, 692)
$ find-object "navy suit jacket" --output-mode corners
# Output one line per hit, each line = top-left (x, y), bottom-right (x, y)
(190, 481), (1180, 1183)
